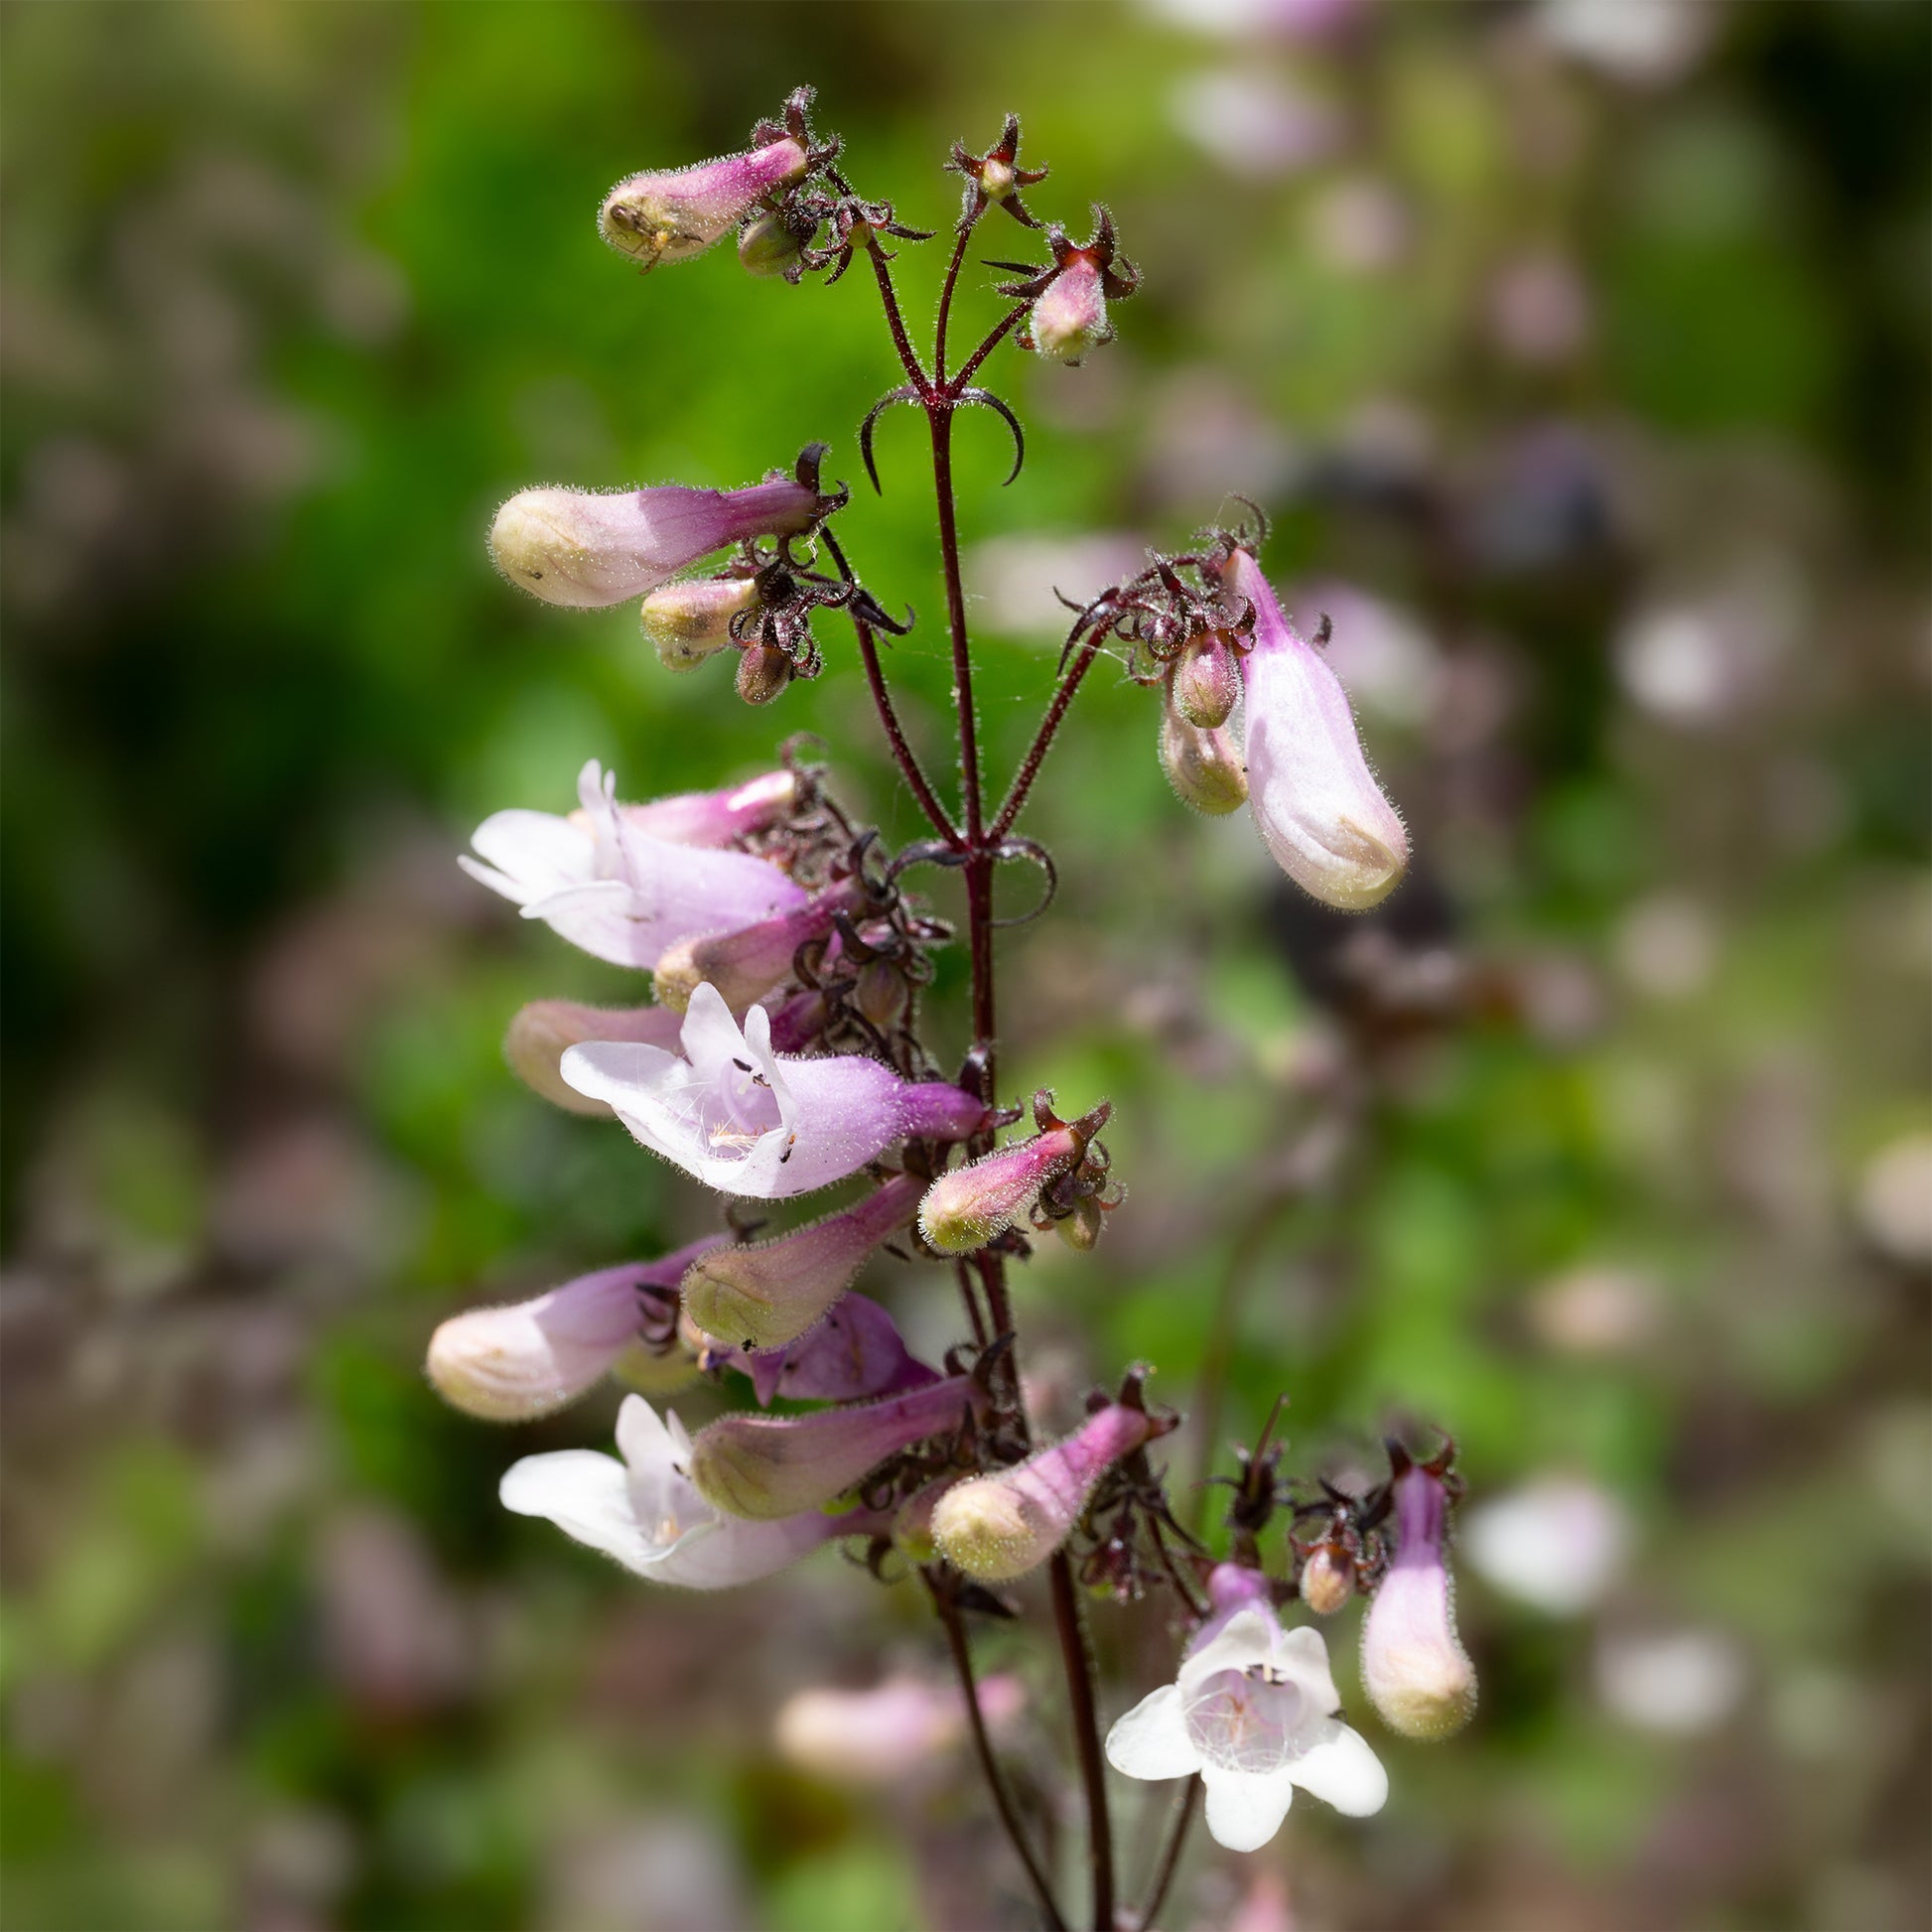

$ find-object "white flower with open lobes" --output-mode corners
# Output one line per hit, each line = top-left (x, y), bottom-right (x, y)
(1107, 1564), (1388, 1853)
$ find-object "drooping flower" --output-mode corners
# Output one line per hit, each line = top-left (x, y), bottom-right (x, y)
(461, 759), (808, 970)
(1360, 1444), (1477, 1740)
(774, 1672), (1025, 1784)
(489, 474), (822, 609)
(689, 1374), (976, 1520)
(1015, 207), (1140, 365)
(1106, 1564), (1388, 1852)
(932, 1395), (1159, 1582)
(918, 1092), (1111, 1255)
(561, 982), (987, 1199)
(682, 1172), (925, 1351)
(651, 876), (868, 1016)
(427, 1238), (721, 1422)
(599, 97), (815, 270)
(1221, 546), (1408, 909)
(504, 1000), (683, 1115)
(703, 1290), (938, 1408)
(500, 1395), (877, 1588)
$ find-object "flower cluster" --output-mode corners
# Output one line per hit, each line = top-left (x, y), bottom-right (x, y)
(430, 85), (1464, 1924)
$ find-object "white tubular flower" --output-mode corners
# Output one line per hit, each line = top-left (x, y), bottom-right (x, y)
(460, 759), (809, 970)
(498, 1394), (872, 1589)
(1106, 1565), (1388, 1853)
(560, 982), (985, 1200)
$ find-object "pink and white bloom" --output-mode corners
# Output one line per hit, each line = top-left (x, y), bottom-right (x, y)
(489, 476), (821, 608)
(689, 1373), (976, 1520)
(1222, 547), (1409, 910)
(932, 1397), (1157, 1582)
(652, 876), (867, 1016)
(1361, 1448), (1477, 1740)
(500, 1395), (872, 1588)
(428, 1238), (722, 1422)
(683, 1173), (925, 1351)
(561, 982), (987, 1199)
(600, 135), (810, 270)
(1107, 1564), (1388, 1853)
(461, 760), (808, 969)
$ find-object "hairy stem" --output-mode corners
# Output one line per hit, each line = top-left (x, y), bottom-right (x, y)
(930, 1575), (1068, 1932)
(1050, 1551), (1115, 1932)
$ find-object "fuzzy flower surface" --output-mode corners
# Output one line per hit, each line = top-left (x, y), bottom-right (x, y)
(561, 982), (984, 1198)
(461, 760), (808, 970)
(1106, 1568), (1388, 1852)
(499, 1394), (866, 1588)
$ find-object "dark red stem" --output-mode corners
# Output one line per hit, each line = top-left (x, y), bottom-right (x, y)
(1050, 1551), (1115, 1932)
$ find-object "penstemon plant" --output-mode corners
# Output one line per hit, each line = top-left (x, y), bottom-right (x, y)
(431, 88), (1471, 1930)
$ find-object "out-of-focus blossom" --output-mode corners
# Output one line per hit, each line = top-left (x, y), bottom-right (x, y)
(500, 1395), (872, 1588)
(1536, 0), (1712, 86)
(683, 1173), (925, 1351)
(599, 134), (810, 270)
(1360, 1449), (1477, 1739)
(1168, 69), (1342, 180)
(1107, 1564), (1387, 1853)
(505, 1000), (682, 1114)
(688, 1374), (975, 1520)
(1613, 576), (1800, 727)
(1613, 894), (1721, 1001)
(968, 531), (1149, 640)
(1307, 178), (1409, 274)
(1224, 547), (1409, 909)
(1855, 1133), (1932, 1267)
(1461, 1476), (1631, 1615)
(1291, 580), (1443, 730)
(561, 984), (985, 1199)
(1526, 1264), (1663, 1358)
(774, 1673), (1025, 1784)
(462, 760), (809, 969)
(427, 1239), (720, 1422)
(1223, 1869), (1296, 1932)
(932, 1397), (1158, 1581)
(1486, 252), (1593, 366)
(1141, 0), (1367, 42)
(1144, 370), (1297, 511)
(489, 476), (821, 608)
(1594, 1626), (1746, 1734)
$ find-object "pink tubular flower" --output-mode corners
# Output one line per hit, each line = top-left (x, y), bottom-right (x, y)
(1222, 547), (1409, 909)
(931, 1397), (1158, 1582)
(1106, 1563), (1388, 1854)
(689, 1374), (976, 1520)
(560, 982), (987, 1199)
(504, 1000), (683, 1115)
(682, 1172), (925, 1351)
(618, 767), (798, 847)
(706, 1291), (938, 1408)
(461, 759), (809, 970)
(489, 475), (821, 609)
(1360, 1443), (1477, 1739)
(500, 1395), (879, 1588)
(918, 1093), (1111, 1255)
(426, 1237), (722, 1422)
(651, 876), (867, 1016)
(600, 137), (810, 271)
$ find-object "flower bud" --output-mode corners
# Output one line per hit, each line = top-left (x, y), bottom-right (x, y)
(682, 1173), (923, 1352)
(690, 1375), (975, 1521)
(1173, 631), (1240, 730)
(426, 1240), (720, 1421)
(639, 577), (761, 671)
(917, 1093), (1111, 1254)
(1361, 1447), (1477, 1740)
(600, 137), (810, 270)
(932, 1400), (1157, 1582)
(505, 1000), (683, 1116)
(1159, 702), (1248, 816)
(712, 1291), (937, 1408)
(652, 879), (864, 1016)
(893, 1475), (960, 1565)
(854, 957), (909, 1031)
(738, 209), (810, 280)
(737, 641), (793, 705)
(1029, 258), (1110, 364)
(1299, 1539), (1356, 1616)
(491, 478), (821, 609)
(1055, 1195), (1105, 1253)
(1223, 548), (1409, 910)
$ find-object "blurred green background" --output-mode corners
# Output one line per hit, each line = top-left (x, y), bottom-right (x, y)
(3, 2), (1928, 1928)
